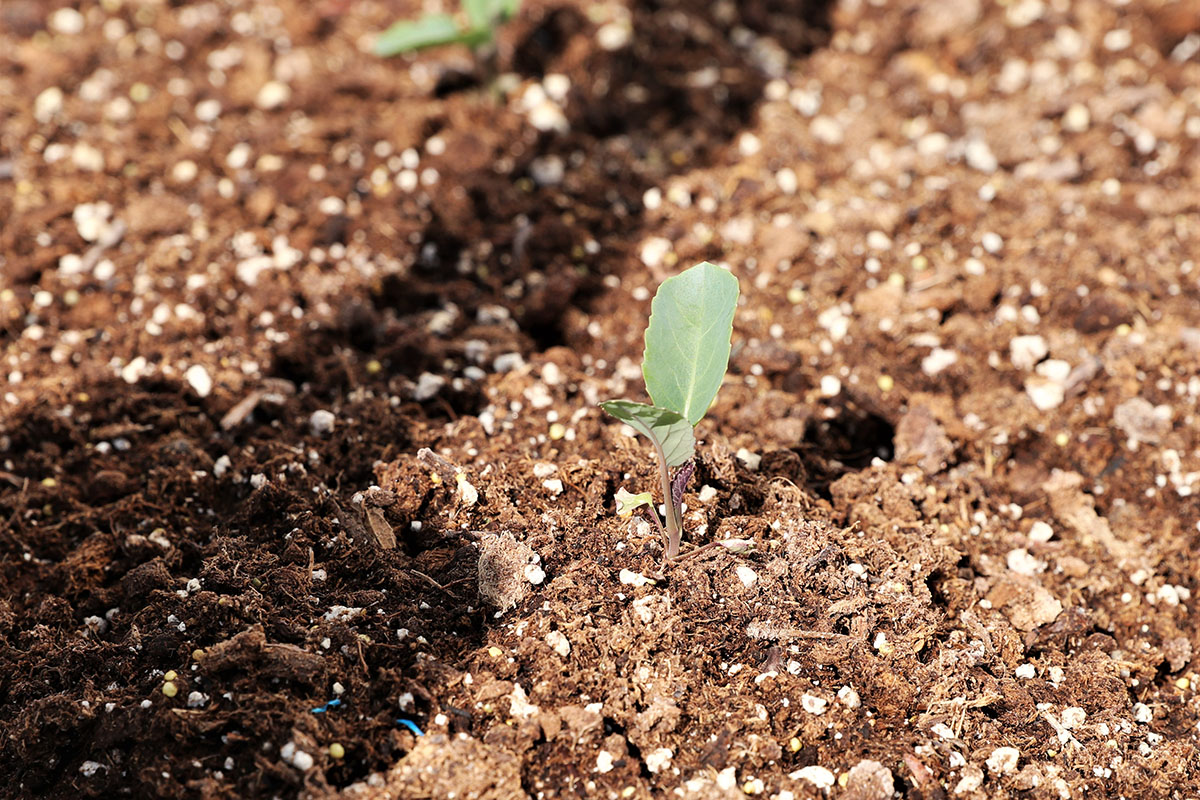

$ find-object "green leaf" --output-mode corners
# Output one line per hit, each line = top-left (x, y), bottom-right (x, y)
(599, 400), (694, 468)
(465, 0), (520, 32)
(643, 261), (739, 426)
(614, 487), (654, 518)
(463, 0), (492, 30)
(374, 14), (469, 56)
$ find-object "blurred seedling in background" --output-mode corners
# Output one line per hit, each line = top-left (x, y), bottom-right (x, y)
(375, 0), (521, 57)
(601, 261), (740, 562)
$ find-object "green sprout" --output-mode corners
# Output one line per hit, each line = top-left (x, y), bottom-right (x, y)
(601, 261), (739, 561)
(375, 0), (521, 57)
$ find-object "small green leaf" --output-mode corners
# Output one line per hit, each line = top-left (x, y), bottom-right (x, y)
(599, 400), (694, 468)
(643, 261), (739, 426)
(463, 0), (492, 30)
(465, 0), (520, 33)
(374, 14), (469, 56)
(614, 487), (654, 518)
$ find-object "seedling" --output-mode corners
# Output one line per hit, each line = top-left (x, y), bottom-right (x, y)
(375, 0), (521, 57)
(601, 261), (739, 560)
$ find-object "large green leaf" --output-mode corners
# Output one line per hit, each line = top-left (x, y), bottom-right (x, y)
(599, 400), (694, 467)
(374, 14), (470, 56)
(643, 261), (739, 426)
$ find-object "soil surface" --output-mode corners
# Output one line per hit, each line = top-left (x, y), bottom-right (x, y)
(3, 1), (1200, 798)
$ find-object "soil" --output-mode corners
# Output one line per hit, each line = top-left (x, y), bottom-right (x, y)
(2, 0), (1199, 798)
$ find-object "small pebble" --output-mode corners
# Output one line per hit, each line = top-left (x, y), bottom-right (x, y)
(50, 7), (85, 34)
(546, 630), (570, 657)
(645, 747), (673, 774)
(35, 87), (64, 123)
(986, 746), (1020, 775)
(801, 694), (828, 715)
(185, 365), (212, 398)
(1028, 521), (1054, 542)
(255, 81), (291, 110)
(792, 765), (835, 789)
(921, 348), (957, 376)
(413, 372), (445, 401)
(309, 409), (336, 436)
(736, 566), (758, 588)
(1061, 707), (1086, 729)
(1009, 335), (1048, 370)
(736, 448), (762, 470)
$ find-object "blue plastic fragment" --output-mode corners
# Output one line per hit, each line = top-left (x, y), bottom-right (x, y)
(396, 718), (424, 736)
(311, 698), (343, 714)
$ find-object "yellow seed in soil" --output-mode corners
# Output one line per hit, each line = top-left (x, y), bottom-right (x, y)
(1047, 749), (1057, 757)
(621, 787), (636, 798)
(40, 477), (57, 488)
(1176, 677), (1190, 690)
(76, 393), (89, 403)
(487, 646), (503, 658)
(0, 289), (14, 302)
(788, 737), (802, 752)
(1054, 432), (1070, 446)
(430, 472), (442, 486)
(192, 649), (205, 661)
(366, 359), (382, 374)
(887, 272), (905, 287)
(328, 743), (345, 760)
(786, 287), (804, 304)
(1115, 323), (1131, 336)
(162, 681), (178, 697)
(877, 375), (894, 392)
(548, 423), (566, 440)
(838, 772), (849, 787)
(130, 83), (151, 102)
(164, 670), (177, 681)
(911, 255), (929, 271)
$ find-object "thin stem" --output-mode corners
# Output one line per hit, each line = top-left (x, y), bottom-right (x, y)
(652, 440), (681, 559)
(671, 541), (723, 563)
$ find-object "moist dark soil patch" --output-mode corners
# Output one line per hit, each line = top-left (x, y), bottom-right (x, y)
(3, 1), (1199, 799)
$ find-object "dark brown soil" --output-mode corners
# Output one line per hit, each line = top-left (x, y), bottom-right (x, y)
(2, 1), (1199, 798)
